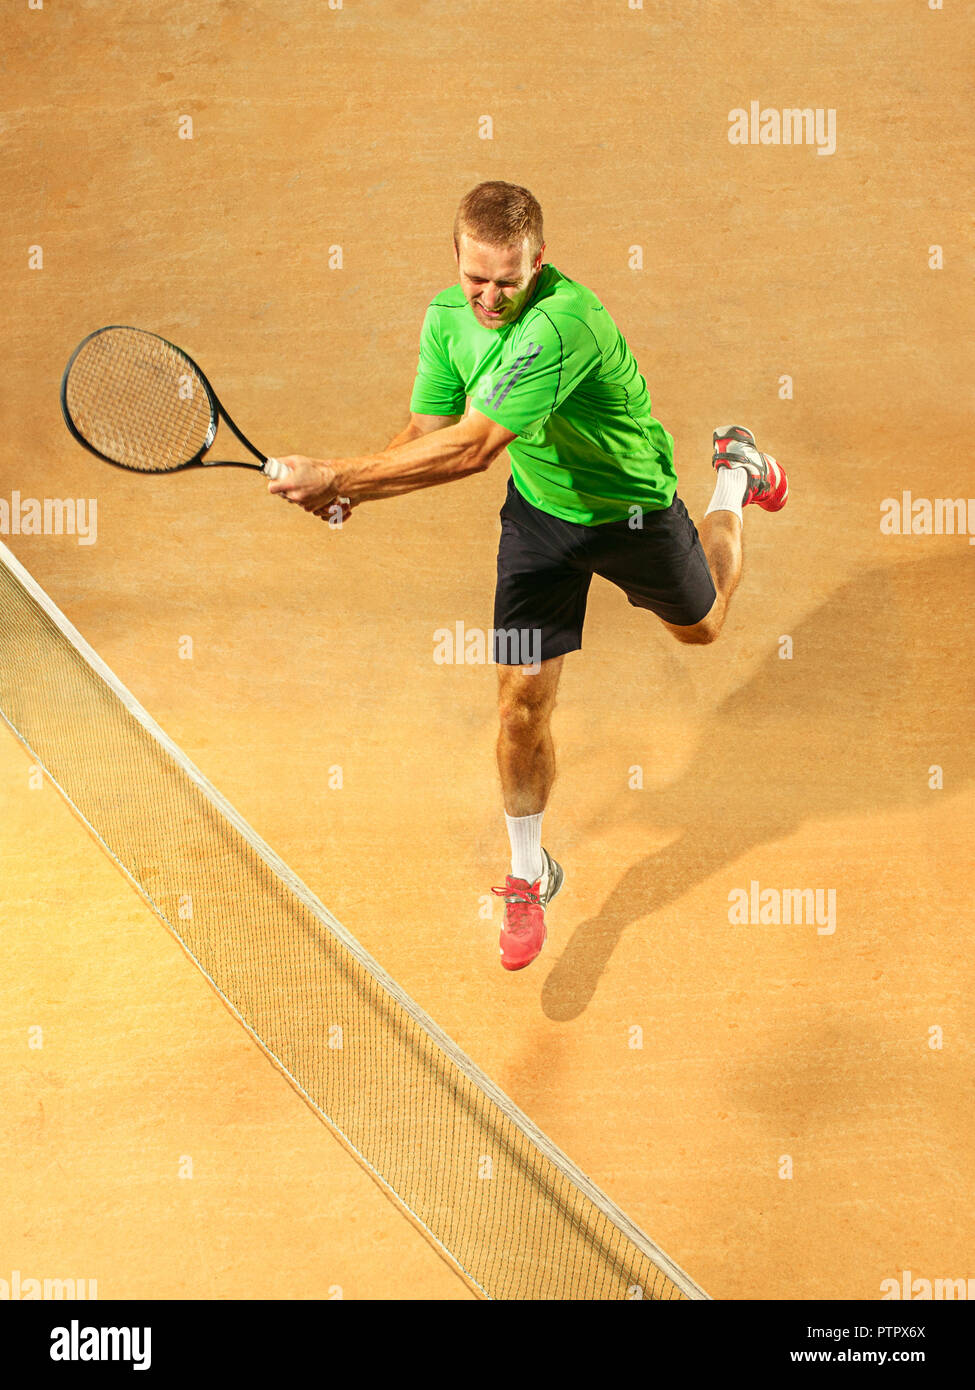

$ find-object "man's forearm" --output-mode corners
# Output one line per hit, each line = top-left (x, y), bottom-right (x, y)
(340, 425), (488, 502)
(267, 415), (509, 512)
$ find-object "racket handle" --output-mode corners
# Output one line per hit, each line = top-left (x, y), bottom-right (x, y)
(264, 458), (291, 481)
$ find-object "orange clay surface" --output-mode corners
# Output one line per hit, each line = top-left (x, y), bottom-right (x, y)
(1, 0), (972, 1299)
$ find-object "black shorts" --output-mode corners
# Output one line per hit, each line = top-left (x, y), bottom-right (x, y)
(492, 477), (716, 665)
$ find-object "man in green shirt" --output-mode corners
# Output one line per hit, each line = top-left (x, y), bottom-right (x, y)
(269, 181), (788, 972)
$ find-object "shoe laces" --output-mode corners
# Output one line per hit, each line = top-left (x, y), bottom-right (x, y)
(491, 877), (541, 933)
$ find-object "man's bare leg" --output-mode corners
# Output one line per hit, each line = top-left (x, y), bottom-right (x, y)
(496, 655), (564, 823)
(661, 509), (743, 646)
(493, 656), (566, 970)
(662, 425), (788, 646)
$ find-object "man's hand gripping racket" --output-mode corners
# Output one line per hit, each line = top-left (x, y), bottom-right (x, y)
(60, 326), (352, 523)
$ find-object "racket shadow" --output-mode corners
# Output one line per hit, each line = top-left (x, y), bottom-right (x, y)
(541, 550), (975, 1021)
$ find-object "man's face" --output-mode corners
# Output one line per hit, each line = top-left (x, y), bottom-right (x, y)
(456, 233), (545, 331)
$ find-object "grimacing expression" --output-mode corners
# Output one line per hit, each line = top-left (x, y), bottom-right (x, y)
(456, 233), (545, 330)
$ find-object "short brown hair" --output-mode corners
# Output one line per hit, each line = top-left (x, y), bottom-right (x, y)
(453, 181), (544, 259)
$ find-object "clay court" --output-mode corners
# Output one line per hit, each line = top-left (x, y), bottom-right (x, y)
(1, 0), (972, 1300)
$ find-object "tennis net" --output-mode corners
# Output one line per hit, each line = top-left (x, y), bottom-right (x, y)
(0, 540), (707, 1301)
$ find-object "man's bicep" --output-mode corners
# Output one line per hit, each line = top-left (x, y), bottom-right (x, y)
(462, 408), (518, 462)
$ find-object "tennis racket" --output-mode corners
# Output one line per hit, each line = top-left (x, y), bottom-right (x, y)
(60, 325), (290, 480)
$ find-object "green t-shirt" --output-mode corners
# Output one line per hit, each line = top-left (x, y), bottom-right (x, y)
(409, 263), (676, 525)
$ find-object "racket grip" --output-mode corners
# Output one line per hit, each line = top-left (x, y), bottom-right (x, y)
(264, 458), (290, 481)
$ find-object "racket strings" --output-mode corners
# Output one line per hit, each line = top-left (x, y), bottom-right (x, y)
(64, 328), (215, 472)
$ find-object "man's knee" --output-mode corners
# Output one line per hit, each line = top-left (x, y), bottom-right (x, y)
(666, 614), (722, 645)
(498, 686), (555, 731)
(497, 663), (560, 732)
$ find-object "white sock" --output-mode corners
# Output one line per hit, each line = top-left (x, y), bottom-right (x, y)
(505, 812), (544, 883)
(705, 466), (748, 521)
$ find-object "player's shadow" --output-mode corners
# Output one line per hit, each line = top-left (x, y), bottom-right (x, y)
(541, 550), (974, 1021)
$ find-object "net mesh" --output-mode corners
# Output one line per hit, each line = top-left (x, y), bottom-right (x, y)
(63, 327), (214, 471)
(0, 545), (705, 1302)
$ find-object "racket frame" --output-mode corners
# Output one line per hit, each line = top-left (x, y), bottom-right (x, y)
(60, 325), (272, 475)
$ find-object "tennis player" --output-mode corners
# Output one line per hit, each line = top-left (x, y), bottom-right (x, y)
(269, 181), (788, 971)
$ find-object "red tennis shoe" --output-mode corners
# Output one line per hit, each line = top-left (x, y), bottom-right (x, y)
(712, 425), (789, 511)
(491, 848), (564, 971)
